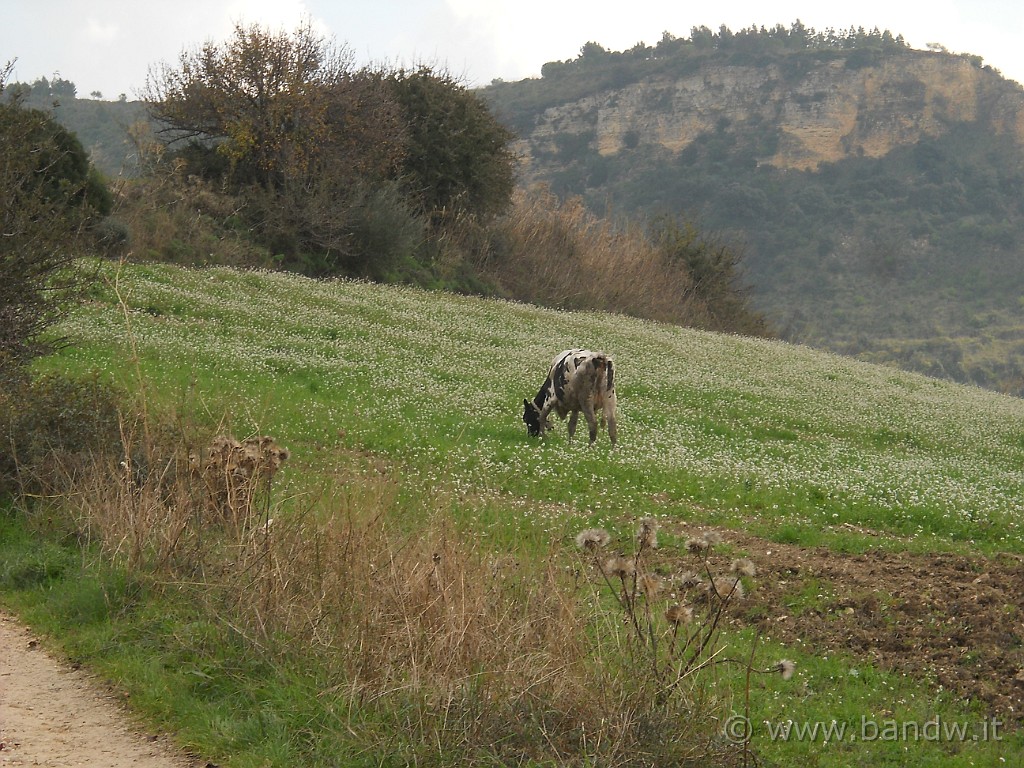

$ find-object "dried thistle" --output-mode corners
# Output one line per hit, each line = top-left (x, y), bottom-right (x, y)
(678, 570), (704, 589)
(636, 517), (659, 550)
(603, 556), (635, 579)
(710, 576), (745, 599)
(665, 604), (694, 625)
(686, 537), (710, 555)
(639, 574), (662, 597)
(730, 558), (757, 578)
(775, 659), (797, 680)
(575, 528), (611, 551)
(701, 530), (724, 546)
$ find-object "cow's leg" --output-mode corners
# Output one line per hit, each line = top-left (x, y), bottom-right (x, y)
(538, 405), (552, 437)
(581, 402), (598, 444)
(607, 412), (617, 446)
(567, 411), (579, 440)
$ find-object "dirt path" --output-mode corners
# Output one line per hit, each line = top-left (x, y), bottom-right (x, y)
(0, 613), (198, 768)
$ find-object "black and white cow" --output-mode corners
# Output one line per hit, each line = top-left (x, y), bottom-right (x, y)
(523, 349), (618, 445)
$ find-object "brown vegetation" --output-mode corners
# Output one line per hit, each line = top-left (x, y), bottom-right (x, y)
(478, 187), (706, 324)
(1, 372), (787, 764)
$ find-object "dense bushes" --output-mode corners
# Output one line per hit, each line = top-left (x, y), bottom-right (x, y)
(0, 374), (125, 497)
(7, 22), (769, 338)
(108, 139), (767, 332)
(140, 22), (516, 286)
(0, 65), (110, 380)
(128, 20), (768, 334)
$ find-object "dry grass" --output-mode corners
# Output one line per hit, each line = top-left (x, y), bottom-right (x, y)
(109, 163), (274, 269)
(43, 410), (770, 765)
(476, 186), (713, 326)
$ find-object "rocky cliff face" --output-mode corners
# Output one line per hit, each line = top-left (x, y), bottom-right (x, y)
(519, 52), (1024, 173)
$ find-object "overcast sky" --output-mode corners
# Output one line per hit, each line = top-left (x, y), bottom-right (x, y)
(3, 0), (1024, 99)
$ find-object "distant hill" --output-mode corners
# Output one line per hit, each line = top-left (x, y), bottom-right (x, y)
(481, 24), (1024, 395)
(2, 78), (147, 178)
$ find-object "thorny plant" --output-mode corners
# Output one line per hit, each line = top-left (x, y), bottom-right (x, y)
(575, 520), (795, 762)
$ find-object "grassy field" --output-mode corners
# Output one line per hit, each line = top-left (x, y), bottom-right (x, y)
(5, 259), (1024, 766)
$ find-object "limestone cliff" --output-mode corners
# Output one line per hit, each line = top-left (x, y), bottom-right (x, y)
(515, 51), (1024, 173)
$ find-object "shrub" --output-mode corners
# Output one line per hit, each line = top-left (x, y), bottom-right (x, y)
(332, 181), (426, 281)
(0, 373), (125, 496)
(473, 186), (714, 326)
(0, 70), (110, 377)
(93, 216), (132, 256)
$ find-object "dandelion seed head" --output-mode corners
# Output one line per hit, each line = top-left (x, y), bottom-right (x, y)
(575, 528), (611, 551)
(730, 558), (757, 578)
(665, 604), (694, 625)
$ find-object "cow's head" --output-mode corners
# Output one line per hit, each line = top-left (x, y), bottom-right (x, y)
(523, 399), (543, 437)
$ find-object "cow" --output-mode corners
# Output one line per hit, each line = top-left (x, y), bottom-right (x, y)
(523, 349), (618, 445)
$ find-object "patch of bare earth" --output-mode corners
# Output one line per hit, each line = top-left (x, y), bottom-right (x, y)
(713, 529), (1024, 726)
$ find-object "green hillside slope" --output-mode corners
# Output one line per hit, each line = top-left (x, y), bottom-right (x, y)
(9, 260), (1023, 766)
(56, 261), (1024, 553)
(481, 32), (1024, 395)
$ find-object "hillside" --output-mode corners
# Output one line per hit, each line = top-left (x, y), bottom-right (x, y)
(12, 260), (1024, 765)
(14, 25), (1024, 394)
(481, 26), (1024, 395)
(55, 261), (1024, 552)
(1, 82), (148, 177)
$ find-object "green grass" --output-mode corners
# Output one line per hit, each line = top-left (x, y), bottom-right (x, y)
(55, 260), (1024, 552)
(7, 259), (1024, 765)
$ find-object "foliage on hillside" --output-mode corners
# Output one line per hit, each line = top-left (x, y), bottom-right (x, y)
(8, 26), (520, 277)
(582, 121), (1024, 378)
(1, 74), (148, 178)
(8, 22), (765, 336)
(0, 65), (112, 381)
(14, 22), (1024, 389)
(484, 21), (917, 135)
(481, 23), (1024, 395)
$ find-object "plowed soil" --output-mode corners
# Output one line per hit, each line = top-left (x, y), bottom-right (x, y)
(712, 528), (1024, 725)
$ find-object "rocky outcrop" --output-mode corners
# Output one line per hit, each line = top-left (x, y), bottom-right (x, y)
(518, 52), (1024, 172)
